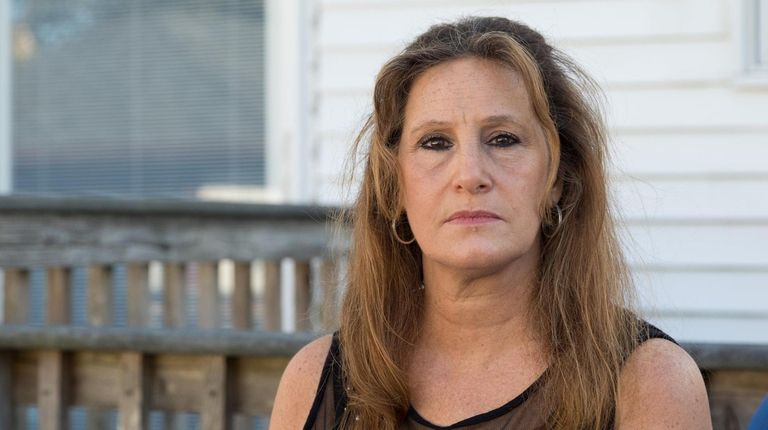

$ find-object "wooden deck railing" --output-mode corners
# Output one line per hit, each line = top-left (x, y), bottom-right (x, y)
(0, 196), (767, 429)
(0, 195), (345, 429)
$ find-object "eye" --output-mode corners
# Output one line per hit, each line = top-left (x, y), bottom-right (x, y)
(418, 134), (452, 151)
(488, 132), (520, 147)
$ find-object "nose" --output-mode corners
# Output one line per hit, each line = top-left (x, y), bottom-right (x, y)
(451, 142), (492, 194)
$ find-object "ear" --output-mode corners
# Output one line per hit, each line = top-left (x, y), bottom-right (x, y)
(549, 179), (563, 206)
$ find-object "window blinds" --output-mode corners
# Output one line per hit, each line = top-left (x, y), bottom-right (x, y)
(12, 0), (266, 199)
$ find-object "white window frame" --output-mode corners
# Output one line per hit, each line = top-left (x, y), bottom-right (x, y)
(0, 0), (11, 194)
(742, 0), (768, 82)
(266, 0), (314, 204)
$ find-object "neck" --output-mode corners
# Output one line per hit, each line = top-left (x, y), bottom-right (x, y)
(417, 250), (542, 362)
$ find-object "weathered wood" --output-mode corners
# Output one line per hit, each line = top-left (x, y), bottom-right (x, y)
(88, 265), (113, 327)
(86, 264), (116, 427)
(0, 353), (12, 430)
(320, 259), (339, 331)
(0, 198), (342, 268)
(38, 351), (67, 430)
(0, 326), (317, 356)
(197, 262), (220, 329)
(231, 262), (252, 330)
(201, 355), (229, 430)
(126, 263), (150, 327)
(263, 260), (282, 331)
(46, 267), (71, 325)
(119, 352), (148, 430)
(294, 261), (312, 332)
(2, 268), (29, 324)
(708, 369), (768, 429)
(163, 263), (186, 328)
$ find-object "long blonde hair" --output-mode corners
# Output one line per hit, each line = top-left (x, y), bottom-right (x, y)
(337, 16), (639, 429)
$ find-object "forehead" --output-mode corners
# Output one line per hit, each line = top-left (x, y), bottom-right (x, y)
(403, 56), (533, 130)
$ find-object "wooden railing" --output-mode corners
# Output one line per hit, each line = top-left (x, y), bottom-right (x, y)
(0, 195), (345, 429)
(0, 196), (767, 429)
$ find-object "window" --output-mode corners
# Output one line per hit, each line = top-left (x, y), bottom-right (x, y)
(746, 0), (768, 74)
(9, 0), (267, 199)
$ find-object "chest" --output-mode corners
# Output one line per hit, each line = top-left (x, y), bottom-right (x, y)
(407, 354), (546, 426)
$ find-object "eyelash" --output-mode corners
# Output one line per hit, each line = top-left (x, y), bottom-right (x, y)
(418, 132), (520, 151)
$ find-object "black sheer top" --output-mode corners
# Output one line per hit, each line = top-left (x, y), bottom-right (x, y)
(303, 321), (677, 429)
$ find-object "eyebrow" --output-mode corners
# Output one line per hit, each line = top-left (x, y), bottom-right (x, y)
(406, 114), (524, 138)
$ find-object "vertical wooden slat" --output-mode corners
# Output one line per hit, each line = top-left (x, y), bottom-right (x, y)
(119, 352), (148, 430)
(126, 263), (150, 327)
(321, 259), (339, 331)
(38, 351), (66, 430)
(294, 261), (311, 332)
(231, 262), (252, 330)
(163, 263), (186, 328)
(263, 260), (281, 331)
(201, 355), (229, 430)
(86, 265), (113, 429)
(87, 265), (113, 327)
(46, 267), (71, 325)
(197, 262), (220, 329)
(0, 353), (13, 430)
(3, 269), (29, 324)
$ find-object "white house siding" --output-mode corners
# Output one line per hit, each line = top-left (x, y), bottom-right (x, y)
(311, 0), (768, 344)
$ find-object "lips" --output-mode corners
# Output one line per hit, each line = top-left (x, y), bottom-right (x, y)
(446, 210), (502, 224)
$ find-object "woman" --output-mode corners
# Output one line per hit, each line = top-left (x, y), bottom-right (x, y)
(271, 17), (710, 429)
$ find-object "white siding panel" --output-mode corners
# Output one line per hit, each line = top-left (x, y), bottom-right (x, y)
(318, 94), (372, 135)
(646, 315), (768, 344)
(320, 40), (735, 93)
(635, 270), (768, 315)
(562, 40), (735, 86)
(608, 87), (768, 129)
(623, 224), (768, 267)
(614, 179), (768, 220)
(319, 0), (725, 49)
(610, 132), (768, 175)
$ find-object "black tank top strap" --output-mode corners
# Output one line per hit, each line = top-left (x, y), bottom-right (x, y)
(637, 319), (677, 345)
(330, 332), (348, 428)
(303, 332), (346, 430)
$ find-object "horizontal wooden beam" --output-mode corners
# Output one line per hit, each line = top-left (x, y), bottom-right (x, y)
(0, 326), (318, 356)
(685, 342), (768, 369)
(0, 197), (349, 268)
(0, 195), (339, 221)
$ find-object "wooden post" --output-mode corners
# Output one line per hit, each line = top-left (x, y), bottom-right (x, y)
(163, 263), (186, 328)
(41, 267), (70, 430)
(121, 263), (150, 429)
(231, 262), (252, 330)
(197, 262), (220, 329)
(38, 351), (67, 430)
(263, 260), (281, 331)
(126, 263), (150, 328)
(86, 265), (113, 429)
(3, 268), (29, 324)
(87, 265), (113, 327)
(46, 267), (71, 325)
(119, 352), (148, 430)
(201, 356), (229, 430)
(321, 259), (339, 331)
(0, 353), (13, 430)
(294, 261), (311, 332)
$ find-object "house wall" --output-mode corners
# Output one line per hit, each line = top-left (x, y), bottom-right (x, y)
(310, 0), (768, 343)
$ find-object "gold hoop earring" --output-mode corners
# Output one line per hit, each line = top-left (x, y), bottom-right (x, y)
(391, 217), (416, 245)
(543, 204), (563, 238)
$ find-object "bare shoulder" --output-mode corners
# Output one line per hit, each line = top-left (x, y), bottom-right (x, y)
(269, 335), (333, 430)
(616, 338), (711, 429)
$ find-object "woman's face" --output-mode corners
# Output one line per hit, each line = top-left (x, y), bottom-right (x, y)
(398, 56), (559, 274)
